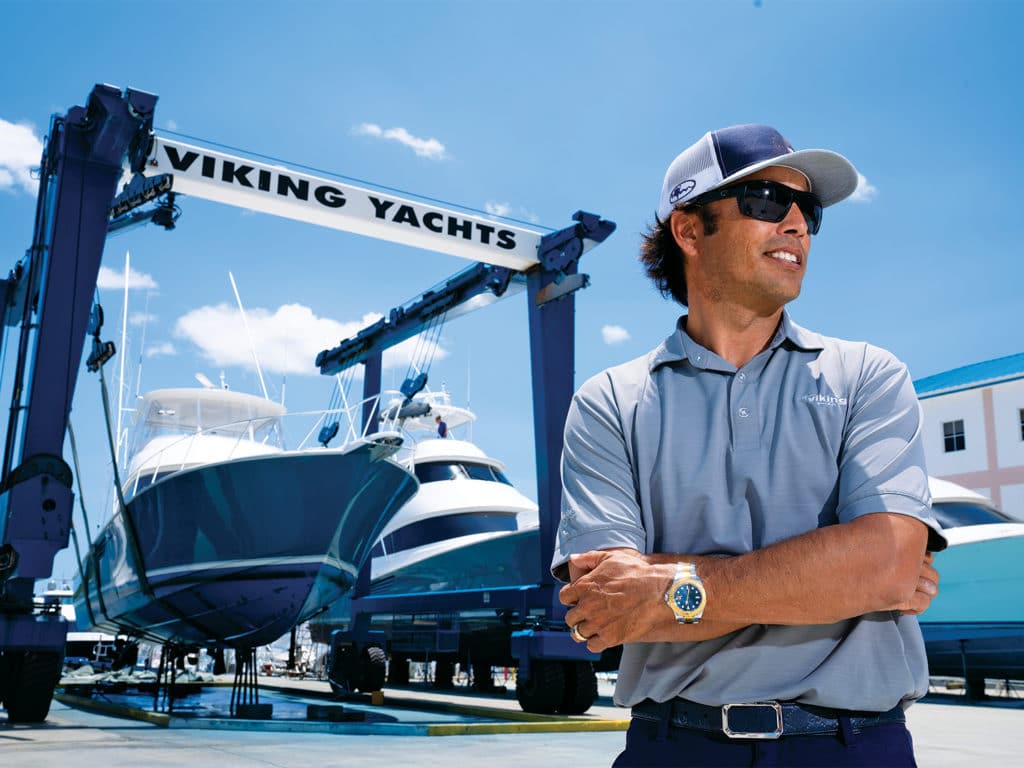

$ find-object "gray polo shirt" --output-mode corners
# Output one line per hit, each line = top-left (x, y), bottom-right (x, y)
(553, 312), (946, 711)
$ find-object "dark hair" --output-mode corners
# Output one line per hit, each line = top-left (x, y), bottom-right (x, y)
(638, 205), (718, 307)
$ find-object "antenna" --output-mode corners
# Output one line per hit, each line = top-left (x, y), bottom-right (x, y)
(115, 251), (130, 463)
(466, 344), (472, 441)
(133, 288), (152, 398)
(228, 271), (270, 400)
(282, 344), (288, 407)
(195, 372), (216, 389)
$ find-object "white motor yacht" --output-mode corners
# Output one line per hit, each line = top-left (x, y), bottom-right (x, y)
(368, 390), (539, 594)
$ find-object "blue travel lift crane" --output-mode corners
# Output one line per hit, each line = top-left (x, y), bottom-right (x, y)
(0, 86), (159, 722)
(0, 83), (615, 722)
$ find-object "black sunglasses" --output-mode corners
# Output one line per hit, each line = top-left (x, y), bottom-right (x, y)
(686, 179), (823, 235)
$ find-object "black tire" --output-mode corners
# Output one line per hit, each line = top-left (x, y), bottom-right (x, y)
(387, 655), (410, 686)
(516, 659), (565, 714)
(356, 646), (386, 692)
(0, 652), (10, 706)
(328, 643), (357, 695)
(559, 661), (597, 714)
(3, 651), (62, 723)
(432, 658), (455, 689)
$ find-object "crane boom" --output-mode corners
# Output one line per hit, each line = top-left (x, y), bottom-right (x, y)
(144, 136), (545, 271)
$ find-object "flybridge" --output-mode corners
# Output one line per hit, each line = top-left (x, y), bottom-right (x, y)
(144, 136), (541, 271)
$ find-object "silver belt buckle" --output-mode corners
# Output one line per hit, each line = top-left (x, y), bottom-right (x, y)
(721, 702), (784, 739)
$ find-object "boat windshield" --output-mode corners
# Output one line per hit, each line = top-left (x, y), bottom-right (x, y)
(931, 502), (1013, 528)
(413, 461), (512, 486)
(128, 391), (286, 456)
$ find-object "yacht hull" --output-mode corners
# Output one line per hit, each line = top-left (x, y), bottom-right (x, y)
(74, 443), (417, 648)
(919, 527), (1024, 679)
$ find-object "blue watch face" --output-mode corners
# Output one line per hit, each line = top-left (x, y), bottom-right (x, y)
(674, 584), (703, 612)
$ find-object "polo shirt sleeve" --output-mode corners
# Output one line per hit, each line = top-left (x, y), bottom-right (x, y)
(551, 371), (648, 582)
(837, 345), (947, 551)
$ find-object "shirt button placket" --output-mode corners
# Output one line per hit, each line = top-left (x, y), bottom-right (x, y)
(733, 370), (758, 449)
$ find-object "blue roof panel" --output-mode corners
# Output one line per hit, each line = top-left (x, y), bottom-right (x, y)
(914, 353), (1024, 398)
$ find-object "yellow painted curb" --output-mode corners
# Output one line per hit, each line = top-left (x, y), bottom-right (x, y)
(413, 701), (575, 722)
(55, 692), (171, 727)
(427, 720), (630, 736)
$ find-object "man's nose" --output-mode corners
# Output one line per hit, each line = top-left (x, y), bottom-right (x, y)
(778, 200), (808, 236)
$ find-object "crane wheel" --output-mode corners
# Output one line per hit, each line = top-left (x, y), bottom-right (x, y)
(2, 651), (62, 723)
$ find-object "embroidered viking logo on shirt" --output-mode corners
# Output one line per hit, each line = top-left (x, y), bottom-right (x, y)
(800, 393), (848, 407)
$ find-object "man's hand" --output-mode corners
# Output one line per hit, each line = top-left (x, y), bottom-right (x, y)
(898, 551), (940, 615)
(559, 549), (670, 653)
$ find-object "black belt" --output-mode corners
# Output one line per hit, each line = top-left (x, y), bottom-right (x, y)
(632, 698), (905, 740)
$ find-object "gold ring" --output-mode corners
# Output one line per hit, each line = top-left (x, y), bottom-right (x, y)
(571, 623), (586, 643)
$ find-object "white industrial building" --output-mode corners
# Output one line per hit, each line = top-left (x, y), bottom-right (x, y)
(915, 353), (1024, 520)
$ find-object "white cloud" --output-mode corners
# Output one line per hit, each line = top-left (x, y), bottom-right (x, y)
(485, 200), (539, 224)
(353, 123), (447, 160)
(173, 303), (447, 376)
(97, 266), (159, 291)
(145, 342), (176, 358)
(0, 118), (43, 195)
(129, 312), (158, 326)
(601, 324), (631, 345)
(485, 201), (513, 217)
(848, 172), (878, 203)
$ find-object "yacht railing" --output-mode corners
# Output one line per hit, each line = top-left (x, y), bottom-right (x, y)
(124, 393), (399, 498)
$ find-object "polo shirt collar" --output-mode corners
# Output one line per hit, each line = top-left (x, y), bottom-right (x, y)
(649, 309), (825, 373)
(779, 311), (826, 352)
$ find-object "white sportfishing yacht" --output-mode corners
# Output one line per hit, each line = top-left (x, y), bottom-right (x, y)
(368, 390), (539, 594)
(73, 385), (418, 649)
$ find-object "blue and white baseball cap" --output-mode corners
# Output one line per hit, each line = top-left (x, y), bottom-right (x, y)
(657, 124), (860, 220)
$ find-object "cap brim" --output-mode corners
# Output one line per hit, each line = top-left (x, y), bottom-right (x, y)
(714, 148), (859, 208)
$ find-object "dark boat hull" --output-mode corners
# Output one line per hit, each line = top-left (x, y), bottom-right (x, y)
(921, 623), (1024, 679)
(309, 528), (541, 644)
(74, 443), (417, 648)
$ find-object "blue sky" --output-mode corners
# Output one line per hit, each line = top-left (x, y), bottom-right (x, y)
(1, 0), (1021, 583)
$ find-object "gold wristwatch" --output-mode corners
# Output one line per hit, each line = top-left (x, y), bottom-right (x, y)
(664, 562), (706, 624)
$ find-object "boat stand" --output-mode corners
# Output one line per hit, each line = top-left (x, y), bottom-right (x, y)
(153, 643), (187, 713)
(230, 646), (272, 718)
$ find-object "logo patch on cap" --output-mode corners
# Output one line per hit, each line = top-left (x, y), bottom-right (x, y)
(669, 179), (697, 205)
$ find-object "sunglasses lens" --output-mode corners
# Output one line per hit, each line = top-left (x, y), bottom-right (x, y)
(739, 183), (790, 223)
(801, 197), (823, 235)
(738, 182), (822, 234)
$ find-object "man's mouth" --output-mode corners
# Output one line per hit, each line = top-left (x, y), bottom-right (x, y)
(766, 250), (801, 265)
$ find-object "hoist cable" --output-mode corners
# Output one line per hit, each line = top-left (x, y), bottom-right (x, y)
(67, 420), (100, 628)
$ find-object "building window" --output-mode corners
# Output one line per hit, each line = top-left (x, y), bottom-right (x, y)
(943, 419), (966, 452)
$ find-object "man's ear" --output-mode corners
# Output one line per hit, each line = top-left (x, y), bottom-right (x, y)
(669, 209), (700, 260)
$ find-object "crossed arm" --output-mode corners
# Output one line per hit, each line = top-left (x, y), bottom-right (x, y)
(559, 511), (939, 653)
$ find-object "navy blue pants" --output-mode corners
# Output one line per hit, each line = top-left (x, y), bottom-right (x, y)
(613, 712), (917, 767)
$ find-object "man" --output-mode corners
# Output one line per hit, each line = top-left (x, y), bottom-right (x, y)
(435, 414), (448, 438)
(554, 124), (945, 767)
